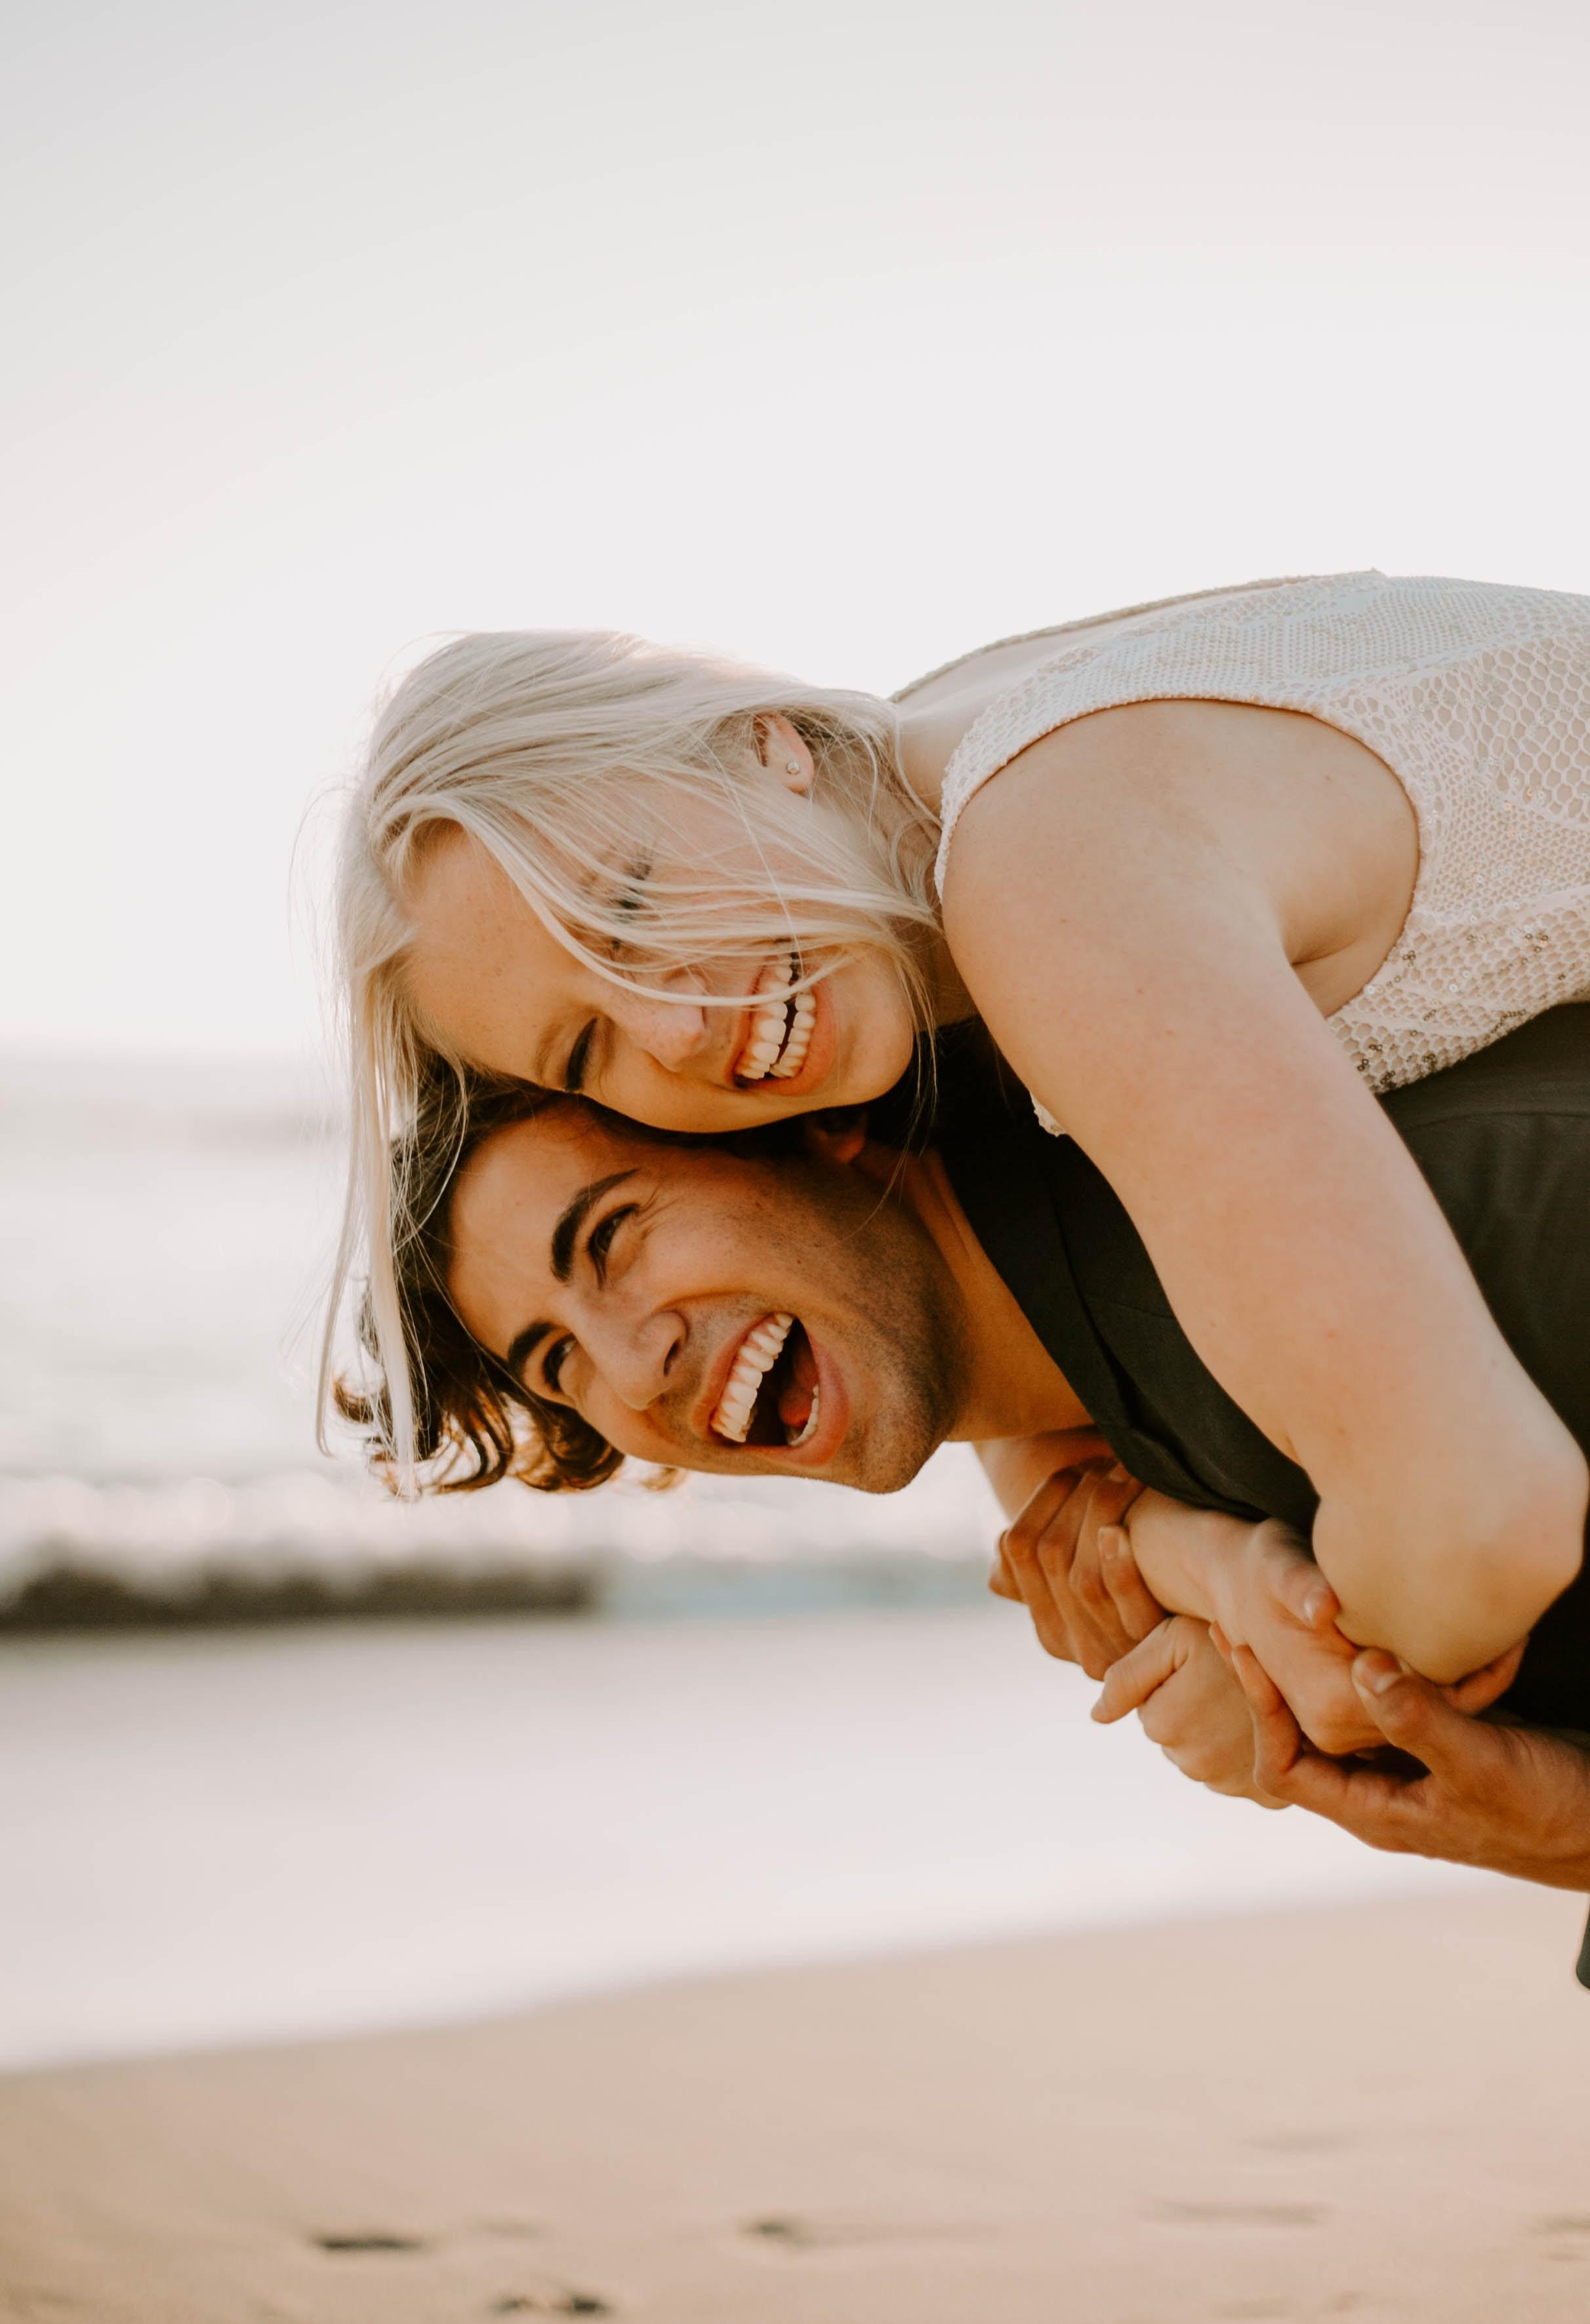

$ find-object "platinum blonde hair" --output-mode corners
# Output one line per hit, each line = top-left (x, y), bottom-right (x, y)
(320, 627), (940, 1479)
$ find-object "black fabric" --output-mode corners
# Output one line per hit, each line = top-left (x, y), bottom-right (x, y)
(933, 1007), (1590, 1979)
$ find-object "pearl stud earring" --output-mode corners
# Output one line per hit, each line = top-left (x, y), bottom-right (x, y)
(786, 760), (802, 777)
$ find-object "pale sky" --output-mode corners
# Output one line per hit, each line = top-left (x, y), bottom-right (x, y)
(4, 0), (1588, 1056)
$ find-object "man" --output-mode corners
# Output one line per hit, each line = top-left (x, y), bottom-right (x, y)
(424, 1006), (1590, 1976)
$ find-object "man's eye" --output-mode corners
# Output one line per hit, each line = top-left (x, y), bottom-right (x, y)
(543, 1336), (575, 1395)
(588, 1204), (638, 1279)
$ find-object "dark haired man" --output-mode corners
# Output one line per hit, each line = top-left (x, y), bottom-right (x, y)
(438, 1006), (1590, 1979)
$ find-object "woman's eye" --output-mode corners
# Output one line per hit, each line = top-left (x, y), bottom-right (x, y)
(563, 1020), (598, 1093)
(543, 1337), (575, 1395)
(607, 857), (652, 957)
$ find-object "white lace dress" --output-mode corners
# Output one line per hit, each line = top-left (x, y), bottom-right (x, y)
(929, 570), (1590, 1100)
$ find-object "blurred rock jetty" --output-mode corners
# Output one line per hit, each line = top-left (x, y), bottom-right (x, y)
(0, 1465), (996, 1630)
(0, 1052), (997, 1631)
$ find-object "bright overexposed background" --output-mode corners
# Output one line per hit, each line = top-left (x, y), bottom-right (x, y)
(5, 0), (1589, 1057)
(1, 0), (1582, 2067)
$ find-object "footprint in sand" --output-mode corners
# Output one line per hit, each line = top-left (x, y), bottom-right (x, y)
(491, 2297), (613, 2316)
(744, 2216), (844, 2251)
(312, 2232), (428, 2253)
(1530, 2214), (1590, 2262)
(743, 2214), (984, 2251)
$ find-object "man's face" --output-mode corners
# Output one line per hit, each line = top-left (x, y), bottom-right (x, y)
(447, 1104), (967, 1491)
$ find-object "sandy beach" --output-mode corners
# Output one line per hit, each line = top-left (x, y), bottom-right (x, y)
(5, 1884), (1590, 2322)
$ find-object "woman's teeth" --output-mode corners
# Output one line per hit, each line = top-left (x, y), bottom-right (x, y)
(737, 956), (817, 1085)
(712, 1312), (794, 1443)
(788, 1381), (821, 1448)
(771, 989), (816, 1079)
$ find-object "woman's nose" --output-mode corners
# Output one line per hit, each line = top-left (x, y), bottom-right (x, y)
(612, 987), (712, 1072)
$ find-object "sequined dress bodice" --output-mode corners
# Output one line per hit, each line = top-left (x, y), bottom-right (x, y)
(931, 570), (1590, 1095)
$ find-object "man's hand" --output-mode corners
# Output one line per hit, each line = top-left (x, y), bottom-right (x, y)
(1093, 1615), (1285, 1805)
(1229, 1644), (1590, 1888)
(989, 1462), (1159, 1677)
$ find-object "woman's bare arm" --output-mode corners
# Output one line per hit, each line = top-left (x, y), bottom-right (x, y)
(944, 712), (1587, 1682)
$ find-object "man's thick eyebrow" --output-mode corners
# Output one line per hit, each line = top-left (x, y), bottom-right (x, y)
(506, 1318), (555, 1381)
(550, 1169), (636, 1284)
(503, 1171), (638, 1383)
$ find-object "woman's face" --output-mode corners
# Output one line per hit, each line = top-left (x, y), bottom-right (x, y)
(402, 825), (920, 1135)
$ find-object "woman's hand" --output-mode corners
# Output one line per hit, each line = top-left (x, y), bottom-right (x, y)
(989, 1460), (1162, 1678)
(1200, 1520), (1370, 1753)
(1204, 1520), (1526, 1754)
(1093, 1615), (1284, 1805)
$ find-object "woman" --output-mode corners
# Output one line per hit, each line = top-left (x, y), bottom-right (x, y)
(330, 570), (1590, 1689)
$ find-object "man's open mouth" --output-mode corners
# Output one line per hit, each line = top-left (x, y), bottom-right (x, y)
(710, 1311), (821, 1447)
(733, 951), (816, 1086)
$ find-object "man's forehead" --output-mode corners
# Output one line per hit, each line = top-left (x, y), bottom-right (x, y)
(448, 1106), (642, 1338)
(462, 1104), (643, 1226)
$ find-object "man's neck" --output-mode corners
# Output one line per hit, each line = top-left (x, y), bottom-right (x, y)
(857, 1139), (1091, 1441)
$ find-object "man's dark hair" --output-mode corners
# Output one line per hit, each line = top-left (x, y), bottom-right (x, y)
(334, 1054), (830, 1496)
(333, 1056), (629, 1493)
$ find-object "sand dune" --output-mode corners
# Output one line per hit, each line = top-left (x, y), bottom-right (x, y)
(4, 1886), (1590, 2321)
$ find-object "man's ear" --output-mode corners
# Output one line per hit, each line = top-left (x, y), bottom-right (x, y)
(801, 1108), (868, 1165)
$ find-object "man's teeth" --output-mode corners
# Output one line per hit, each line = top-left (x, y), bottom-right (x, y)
(787, 1380), (821, 1448)
(737, 956), (817, 1085)
(711, 1313), (794, 1443)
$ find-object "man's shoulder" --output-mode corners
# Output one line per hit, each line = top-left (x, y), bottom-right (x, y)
(1382, 1006), (1590, 1133)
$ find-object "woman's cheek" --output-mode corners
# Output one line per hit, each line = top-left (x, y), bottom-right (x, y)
(621, 1059), (725, 1135)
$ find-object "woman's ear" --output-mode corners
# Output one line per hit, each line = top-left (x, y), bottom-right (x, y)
(800, 1108), (868, 1165)
(756, 713), (815, 796)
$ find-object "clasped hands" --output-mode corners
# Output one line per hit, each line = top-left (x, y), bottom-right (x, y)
(992, 1457), (1590, 1895)
(989, 1459), (1521, 1804)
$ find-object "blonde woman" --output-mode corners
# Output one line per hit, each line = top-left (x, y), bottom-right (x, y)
(332, 571), (1590, 1688)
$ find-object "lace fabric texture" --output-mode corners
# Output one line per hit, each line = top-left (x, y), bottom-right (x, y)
(933, 570), (1590, 1099)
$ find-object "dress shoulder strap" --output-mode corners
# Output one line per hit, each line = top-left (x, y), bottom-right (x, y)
(889, 575), (1309, 705)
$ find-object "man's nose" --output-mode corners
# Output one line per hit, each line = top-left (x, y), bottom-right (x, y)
(611, 981), (712, 1072)
(590, 1304), (687, 1412)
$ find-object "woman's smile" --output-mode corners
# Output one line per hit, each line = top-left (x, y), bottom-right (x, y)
(729, 953), (814, 1086)
(725, 955), (841, 1101)
(403, 826), (915, 1132)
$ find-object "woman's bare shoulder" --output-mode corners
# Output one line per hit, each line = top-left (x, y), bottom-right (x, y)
(943, 699), (1419, 1014)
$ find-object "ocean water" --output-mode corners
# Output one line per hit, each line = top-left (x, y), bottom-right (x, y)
(0, 1051), (998, 1619)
